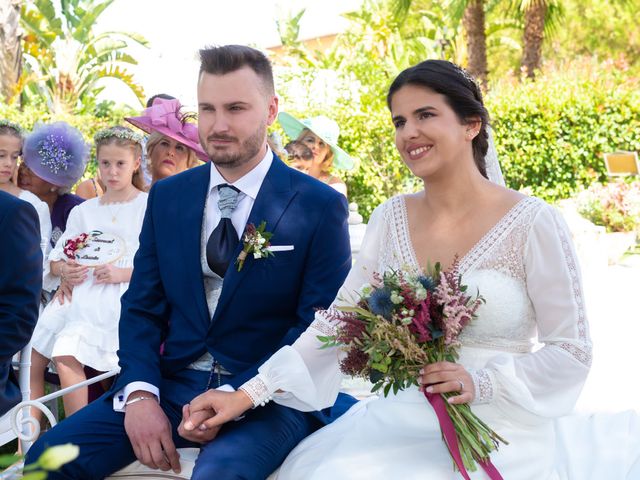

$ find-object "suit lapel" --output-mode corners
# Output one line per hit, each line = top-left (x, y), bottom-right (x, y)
(210, 157), (296, 325)
(179, 163), (211, 326)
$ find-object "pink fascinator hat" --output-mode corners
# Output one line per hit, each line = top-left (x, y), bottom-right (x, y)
(125, 98), (209, 162)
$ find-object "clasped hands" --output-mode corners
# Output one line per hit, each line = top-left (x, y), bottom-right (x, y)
(177, 389), (254, 443)
(123, 389), (253, 474)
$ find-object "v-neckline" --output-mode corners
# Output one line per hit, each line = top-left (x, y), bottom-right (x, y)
(398, 195), (532, 274)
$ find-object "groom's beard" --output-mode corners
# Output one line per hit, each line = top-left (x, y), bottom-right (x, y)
(202, 122), (267, 169)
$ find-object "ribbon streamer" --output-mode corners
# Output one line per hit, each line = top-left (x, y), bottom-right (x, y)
(424, 391), (504, 480)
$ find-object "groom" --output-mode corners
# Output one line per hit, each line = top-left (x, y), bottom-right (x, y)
(26, 45), (354, 479)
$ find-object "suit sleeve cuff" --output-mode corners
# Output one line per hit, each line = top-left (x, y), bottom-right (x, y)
(113, 382), (160, 412)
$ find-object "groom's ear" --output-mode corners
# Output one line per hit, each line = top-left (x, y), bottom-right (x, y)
(266, 95), (279, 126)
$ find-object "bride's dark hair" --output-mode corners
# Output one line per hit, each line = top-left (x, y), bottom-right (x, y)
(387, 60), (490, 178)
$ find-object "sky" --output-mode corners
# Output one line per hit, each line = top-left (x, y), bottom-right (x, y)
(96, 0), (363, 109)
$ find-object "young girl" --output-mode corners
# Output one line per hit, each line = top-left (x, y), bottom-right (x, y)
(30, 126), (148, 417)
(0, 120), (52, 260)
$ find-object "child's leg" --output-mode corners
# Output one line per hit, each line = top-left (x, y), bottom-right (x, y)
(53, 355), (88, 416)
(29, 349), (50, 424)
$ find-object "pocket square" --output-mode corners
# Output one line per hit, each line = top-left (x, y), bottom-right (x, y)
(267, 245), (294, 252)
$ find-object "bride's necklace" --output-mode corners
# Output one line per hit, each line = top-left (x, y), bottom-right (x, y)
(101, 189), (137, 223)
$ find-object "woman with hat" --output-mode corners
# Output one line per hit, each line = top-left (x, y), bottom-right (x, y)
(1, 120), (52, 260)
(126, 97), (208, 187)
(278, 112), (354, 196)
(18, 122), (88, 249)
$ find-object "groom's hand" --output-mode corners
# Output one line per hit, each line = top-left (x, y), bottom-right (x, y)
(178, 404), (221, 444)
(182, 389), (254, 432)
(124, 392), (181, 474)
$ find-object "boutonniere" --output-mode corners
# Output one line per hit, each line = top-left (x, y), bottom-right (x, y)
(236, 221), (274, 271)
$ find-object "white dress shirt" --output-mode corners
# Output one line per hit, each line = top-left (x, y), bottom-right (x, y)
(113, 147), (273, 411)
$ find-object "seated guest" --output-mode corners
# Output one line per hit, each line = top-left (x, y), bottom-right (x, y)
(126, 98), (208, 187)
(0, 191), (42, 416)
(74, 170), (105, 200)
(29, 126), (148, 418)
(19, 122), (88, 249)
(278, 113), (354, 196)
(0, 120), (51, 261)
(285, 140), (314, 172)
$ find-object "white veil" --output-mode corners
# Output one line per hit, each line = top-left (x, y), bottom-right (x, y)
(485, 127), (505, 186)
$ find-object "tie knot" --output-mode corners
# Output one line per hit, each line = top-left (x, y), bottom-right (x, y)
(217, 184), (240, 219)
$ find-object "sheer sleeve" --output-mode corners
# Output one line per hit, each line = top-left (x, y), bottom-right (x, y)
(42, 203), (84, 291)
(240, 204), (386, 410)
(471, 204), (592, 418)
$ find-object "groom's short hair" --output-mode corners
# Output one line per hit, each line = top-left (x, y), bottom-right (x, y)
(199, 45), (275, 96)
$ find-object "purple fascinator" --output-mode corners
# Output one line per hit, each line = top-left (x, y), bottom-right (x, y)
(23, 122), (89, 189)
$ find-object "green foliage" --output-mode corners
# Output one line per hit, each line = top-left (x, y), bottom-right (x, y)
(487, 58), (640, 201)
(20, 0), (148, 114)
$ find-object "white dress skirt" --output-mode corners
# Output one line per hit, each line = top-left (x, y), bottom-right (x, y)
(31, 193), (148, 372)
(238, 195), (640, 480)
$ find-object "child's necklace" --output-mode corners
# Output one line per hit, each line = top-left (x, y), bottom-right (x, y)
(101, 190), (137, 223)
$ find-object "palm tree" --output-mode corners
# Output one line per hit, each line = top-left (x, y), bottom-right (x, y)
(20, 0), (148, 113)
(520, 0), (549, 78)
(0, 0), (23, 103)
(462, 0), (487, 86)
(393, 0), (489, 87)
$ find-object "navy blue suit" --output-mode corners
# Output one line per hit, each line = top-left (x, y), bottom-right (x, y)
(0, 191), (42, 416)
(27, 156), (356, 479)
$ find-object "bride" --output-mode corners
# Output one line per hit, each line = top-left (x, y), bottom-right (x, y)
(181, 60), (640, 479)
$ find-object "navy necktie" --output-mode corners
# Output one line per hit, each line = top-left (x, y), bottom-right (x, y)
(206, 184), (241, 277)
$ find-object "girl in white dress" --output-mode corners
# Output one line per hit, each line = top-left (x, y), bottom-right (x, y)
(182, 61), (640, 479)
(0, 120), (52, 262)
(30, 126), (148, 417)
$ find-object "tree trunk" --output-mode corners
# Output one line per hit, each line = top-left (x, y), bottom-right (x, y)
(462, 0), (487, 89)
(522, 0), (547, 79)
(0, 0), (23, 103)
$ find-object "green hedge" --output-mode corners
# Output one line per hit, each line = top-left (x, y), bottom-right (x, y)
(488, 60), (640, 202)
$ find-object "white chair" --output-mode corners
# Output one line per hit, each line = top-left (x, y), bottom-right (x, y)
(0, 341), (118, 454)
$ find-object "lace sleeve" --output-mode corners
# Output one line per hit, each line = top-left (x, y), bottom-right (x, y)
(239, 204), (388, 410)
(474, 203), (592, 416)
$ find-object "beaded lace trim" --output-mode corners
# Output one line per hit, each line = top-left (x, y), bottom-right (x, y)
(470, 369), (494, 404)
(240, 376), (271, 408)
(460, 197), (537, 275)
(549, 209), (592, 367)
(311, 317), (338, 337)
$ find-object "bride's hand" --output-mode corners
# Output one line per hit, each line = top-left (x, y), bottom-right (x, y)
(419, 361), (475, 405)
(181, 389), (254, 434)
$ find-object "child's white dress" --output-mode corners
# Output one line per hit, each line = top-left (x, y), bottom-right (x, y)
(32, 192), (148, 372)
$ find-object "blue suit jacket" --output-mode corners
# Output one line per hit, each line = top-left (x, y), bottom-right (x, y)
(0, 191), (42, 415)
(114, 155), (352, 411)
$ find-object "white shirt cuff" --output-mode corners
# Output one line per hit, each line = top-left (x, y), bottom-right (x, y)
(216, 384), (235, 393)
(113, 382), (160, 412)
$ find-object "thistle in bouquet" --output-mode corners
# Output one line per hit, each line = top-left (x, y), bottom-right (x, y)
(318, 259), (508, 477)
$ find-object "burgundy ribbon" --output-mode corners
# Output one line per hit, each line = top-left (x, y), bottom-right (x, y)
(424, 391), (504, 480)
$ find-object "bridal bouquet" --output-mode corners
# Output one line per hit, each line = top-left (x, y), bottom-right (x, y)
(318, 260), (507, 478)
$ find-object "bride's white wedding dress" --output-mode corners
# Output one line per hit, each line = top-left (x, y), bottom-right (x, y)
(241, 195), (640, 479)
